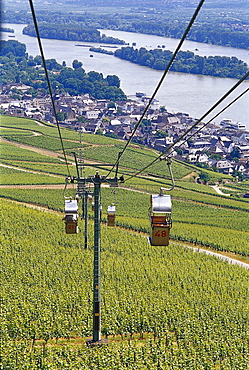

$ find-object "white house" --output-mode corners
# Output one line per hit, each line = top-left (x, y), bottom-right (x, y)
(216, 160), (234, 174)
(86, 110), (101, 119)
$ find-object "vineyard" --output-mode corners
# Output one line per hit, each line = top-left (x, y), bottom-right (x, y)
(1, 199), (249, 369)
(0, 115), (249, 369)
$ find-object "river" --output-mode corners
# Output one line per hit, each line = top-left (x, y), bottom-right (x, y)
(2, 23), (249, 129)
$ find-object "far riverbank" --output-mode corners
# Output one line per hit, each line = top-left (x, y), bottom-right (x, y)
(1, 23), (249, 128)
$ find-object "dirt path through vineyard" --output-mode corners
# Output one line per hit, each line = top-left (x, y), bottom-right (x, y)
(2, 197), (249, 269)
(1, 137), (105, 165)
(1, 137), (65, 160)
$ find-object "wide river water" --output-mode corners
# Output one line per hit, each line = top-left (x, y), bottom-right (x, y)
(2, 23), (249, 129)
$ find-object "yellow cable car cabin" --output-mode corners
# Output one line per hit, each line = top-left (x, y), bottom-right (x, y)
(63, 199), (79, 234)
(149, 193), (172, 246)
(107, 205), (116, 226)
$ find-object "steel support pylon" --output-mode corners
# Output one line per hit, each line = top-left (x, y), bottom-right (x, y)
(93, 175), (101, 342)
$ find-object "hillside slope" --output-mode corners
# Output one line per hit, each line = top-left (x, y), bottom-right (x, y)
(1, 115), (249, 257)
(1, 198), (249, 369)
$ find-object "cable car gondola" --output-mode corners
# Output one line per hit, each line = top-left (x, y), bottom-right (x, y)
(149, 191), (172, 245)
(149, 157), (174, 246)
(63, 198), (79, 234)
(107, 205), (116, 226)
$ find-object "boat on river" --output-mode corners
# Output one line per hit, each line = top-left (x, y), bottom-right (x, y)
(136, 92), (146, 97)
(75, 44), (92, 47)
(220, 119), (246, 130)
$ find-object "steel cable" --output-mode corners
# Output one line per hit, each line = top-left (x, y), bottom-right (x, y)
(29, 0), (71, 177)
(105, 0), (206, 178)
(171, 87), (249, 154)
(124, 72), (249, 181)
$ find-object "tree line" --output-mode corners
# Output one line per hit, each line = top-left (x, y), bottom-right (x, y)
(2, 7), (249, 50)
(120, 20), (249, 50)
(1, 26), (14, 33)
(23, 24), (127, 45)
(0, 40), (126, 101)
(113, 46), (249, 79)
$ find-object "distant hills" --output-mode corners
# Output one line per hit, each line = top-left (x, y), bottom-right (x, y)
(47, 0), (249, 7)
(2, 0), (249, 49)
(43, 0), (246, 5)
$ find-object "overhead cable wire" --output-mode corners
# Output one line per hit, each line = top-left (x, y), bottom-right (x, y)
(105, 0), (206, 178)
(172, 87), (249, 153)
(29, 0), (71, 177)
(166, 88), (249, 179)
(124, 70), (249, 181)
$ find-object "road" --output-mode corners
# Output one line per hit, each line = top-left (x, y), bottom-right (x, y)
(211, 185), (231, 196)
(183, 245), (249, 270)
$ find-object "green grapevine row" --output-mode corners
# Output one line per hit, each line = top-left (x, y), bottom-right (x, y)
(1, 199), (248, 369)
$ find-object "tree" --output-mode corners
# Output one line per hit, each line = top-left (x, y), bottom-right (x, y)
(141, 119), (151, 127)
(140, 52), (154, 67)
(74, 67), (86, 80)
(87, 71), (103, 82)
(159, 106), (167, 113)
(78, 116), (89, 123)
(72, 59), (83, 70)
(106, 75), (120, 88)
(27, 56), (36, 67)
(175, 147), (183, 156)
(105, 132), (119, 139)
(0, 39), (127, 101)
(107, 102), (116, 109)
(199, 171), (210, 185)
(46, 58), (61, 71)
(228, 147), (241, 161)
(232, 170), (244, 182)
(34, 55), (42, 65)
(210, 154), (223, 161)
(63, 78), (78, 90)
(154, 130), (167, 138)
(58, 68), (75, 83)
(78, 80), (94, 95)
(56, 112), (67, 121)
(153, 58), (166, 70)
(11, 94), (21, 100)
(0, 40), (26, 58)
